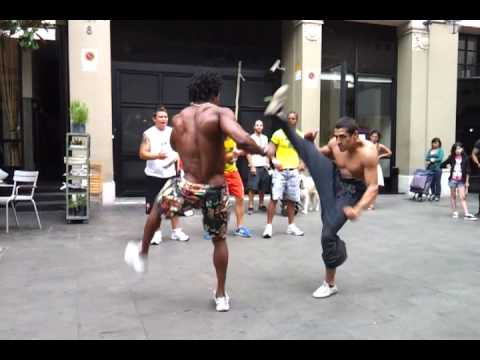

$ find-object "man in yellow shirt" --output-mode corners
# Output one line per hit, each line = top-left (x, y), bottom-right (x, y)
(263, 111), (305, 238)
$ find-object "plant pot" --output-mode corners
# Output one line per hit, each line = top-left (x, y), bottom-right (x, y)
(72, 123), (86, 133)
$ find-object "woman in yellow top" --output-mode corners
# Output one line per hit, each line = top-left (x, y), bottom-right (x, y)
(205, 136), (252, 238)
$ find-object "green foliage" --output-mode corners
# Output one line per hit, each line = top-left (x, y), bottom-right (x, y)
(0, 20), (52, 50)
(68, 197), (77, 209)
(70, 100), (89, 125)
(77, 194), (87, 208)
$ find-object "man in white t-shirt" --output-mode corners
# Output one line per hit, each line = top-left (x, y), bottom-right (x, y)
(246, 120), (271, 215)
(139, 106), (189, 244)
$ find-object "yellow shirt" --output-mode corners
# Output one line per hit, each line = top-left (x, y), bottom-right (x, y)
(271, 128), (303, 169)
(224, 137), (237, 173)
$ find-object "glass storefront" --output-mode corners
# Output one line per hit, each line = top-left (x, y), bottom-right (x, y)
(321, 21), (397, 192)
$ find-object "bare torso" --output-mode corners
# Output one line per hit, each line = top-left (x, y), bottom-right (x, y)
(328, 138), (378, 182)
(171, 103), (227, 187)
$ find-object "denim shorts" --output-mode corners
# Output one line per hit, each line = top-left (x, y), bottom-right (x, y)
(448, 179), (465, 189)
(271, 169), (300, 202)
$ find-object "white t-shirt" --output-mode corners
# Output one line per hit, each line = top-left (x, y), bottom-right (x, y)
(143, 126), (178, 178)
(250, 133), (269, 167)
(452, 155), (463, 181)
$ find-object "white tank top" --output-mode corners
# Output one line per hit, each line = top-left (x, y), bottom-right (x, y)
(143, 126), (178, 178)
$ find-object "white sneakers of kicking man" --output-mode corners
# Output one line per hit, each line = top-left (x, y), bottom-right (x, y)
(312, 281), (338, 298)
(124, 241), (148, 273)
(150, 230), (162, 245)
(264, 85), (289, 119)
(213, 291), (230, 312)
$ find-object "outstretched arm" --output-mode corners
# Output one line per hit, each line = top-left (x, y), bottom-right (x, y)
(219, 107), (270, 156)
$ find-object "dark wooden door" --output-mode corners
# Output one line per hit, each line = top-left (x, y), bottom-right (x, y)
(112, 61), (280, 196)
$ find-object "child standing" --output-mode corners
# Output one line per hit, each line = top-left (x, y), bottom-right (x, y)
(443, 142), (477, 220)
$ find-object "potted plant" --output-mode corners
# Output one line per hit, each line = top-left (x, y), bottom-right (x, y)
(70, 100), (88, 133)
(77, 194), (87, 217)
(68, 197), (78, 217)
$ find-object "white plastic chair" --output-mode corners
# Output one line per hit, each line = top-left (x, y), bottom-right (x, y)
(0, 171), (41, 233)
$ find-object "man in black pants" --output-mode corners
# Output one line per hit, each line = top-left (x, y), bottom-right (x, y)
(264, 85), (379, 298)
(471, 139), (480, 217)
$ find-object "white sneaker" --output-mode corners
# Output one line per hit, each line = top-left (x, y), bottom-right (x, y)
(124, 242), (148, 273)
(171, 228), (190, 241)
(264, 85), (289, 119)
(150, 230), (162, 245)
(213, 292), (230, 312)
(183, 210), (194, 217)
(464, 213), (478, 221)
(287, 223), (304, 236)
(263, 224), (273, 238)
(312, 281), (338, 298)
(452, 211), (459, 219)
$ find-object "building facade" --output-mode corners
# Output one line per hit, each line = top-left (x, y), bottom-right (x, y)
(2, 20), (480, 204)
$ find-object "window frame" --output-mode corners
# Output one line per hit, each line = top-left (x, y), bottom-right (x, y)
(459, 34), (480, 79)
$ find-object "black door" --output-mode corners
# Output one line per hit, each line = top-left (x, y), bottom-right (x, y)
(32, 35), (68, 184)
(112, 61), (280, 197)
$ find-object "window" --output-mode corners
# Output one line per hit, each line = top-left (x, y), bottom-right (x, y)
(458, 34), (480, 78)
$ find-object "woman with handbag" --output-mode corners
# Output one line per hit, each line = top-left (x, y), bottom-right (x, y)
(425, 137), (445, 201)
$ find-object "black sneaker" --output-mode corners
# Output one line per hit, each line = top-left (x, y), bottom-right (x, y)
(247, 207), (254, 215)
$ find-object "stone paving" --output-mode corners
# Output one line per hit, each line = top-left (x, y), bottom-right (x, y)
(0, 194), (479, 339)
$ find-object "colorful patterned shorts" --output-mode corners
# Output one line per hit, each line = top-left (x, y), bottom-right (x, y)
(155, 177), (230, 239)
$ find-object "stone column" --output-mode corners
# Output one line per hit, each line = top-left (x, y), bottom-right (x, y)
(68, 20), (115, 204)
(396, 20), (458, 196)
(282, 20), (323, 140)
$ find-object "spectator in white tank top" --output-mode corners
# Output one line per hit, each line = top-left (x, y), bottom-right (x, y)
(139, 106), (189, 244)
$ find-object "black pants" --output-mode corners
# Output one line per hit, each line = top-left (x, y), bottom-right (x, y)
(478, 193), (480, 214)
(430, 168), (442, 197)
(145, 175), (171, 214)
(272, 117), (366, 269)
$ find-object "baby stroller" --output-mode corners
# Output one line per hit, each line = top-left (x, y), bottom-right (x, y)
(410, 169), (434, 201)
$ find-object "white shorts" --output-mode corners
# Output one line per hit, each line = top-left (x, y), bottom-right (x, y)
(377, 164), (384, 187)
(271, 169), (301, 202)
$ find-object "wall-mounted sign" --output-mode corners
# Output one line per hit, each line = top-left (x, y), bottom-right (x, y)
(295, 70), (302, 81)
(305, 69), (319, 88)
(81, 48), (98, 72)
(295, 64), (302, 81)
